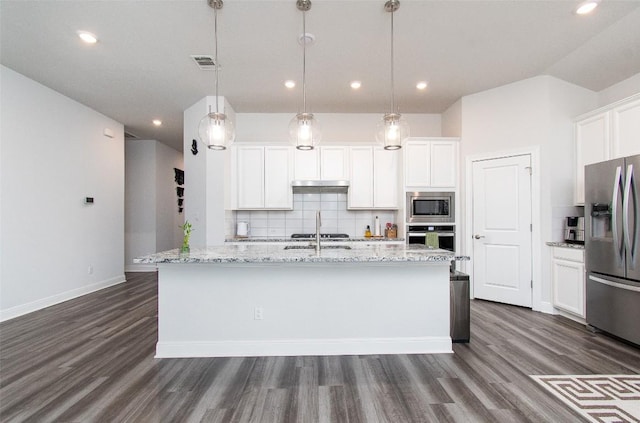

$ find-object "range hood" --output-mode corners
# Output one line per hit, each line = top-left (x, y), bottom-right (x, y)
(291, 180), (349, 193)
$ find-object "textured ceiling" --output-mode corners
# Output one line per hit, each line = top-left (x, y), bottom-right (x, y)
(2, 0), (640, 151)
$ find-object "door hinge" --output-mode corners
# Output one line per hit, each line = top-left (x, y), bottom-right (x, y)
(530, 223), (533, 232)
(525, 166), (532, 175)
(531, 280), (533, 288)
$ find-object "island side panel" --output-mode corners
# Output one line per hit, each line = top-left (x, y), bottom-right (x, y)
(156, 262), (451, 357)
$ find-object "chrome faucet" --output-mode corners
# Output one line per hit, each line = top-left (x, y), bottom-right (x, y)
(315, 210), (322, 252)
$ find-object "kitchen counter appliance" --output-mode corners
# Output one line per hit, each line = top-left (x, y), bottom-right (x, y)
(564, 216), (584, 244)
(585, 154), (640, 345)
(291, 233), (349, 239)
(406, 192), (454, 223)
(406, 225), (455, 252)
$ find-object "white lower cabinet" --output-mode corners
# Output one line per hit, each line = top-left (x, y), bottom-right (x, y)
(551, 246), (585, 318)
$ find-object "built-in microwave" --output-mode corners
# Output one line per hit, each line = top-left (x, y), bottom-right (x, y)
(406, 192), (455, 223)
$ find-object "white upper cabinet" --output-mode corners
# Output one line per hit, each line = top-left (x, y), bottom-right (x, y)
(575, 112), (610, 205)
(373, 147), (400, 208)
(236, 146), (265, 209)
(348, 147), (374, 208)
(320, 146), (349, 180)
(348, 146), (399, 209)
(264, 146), (294, 209)
(235, 145), (293, 209)
(404, 138), (458, 189)
(612, 97), (640, 158)
(574, 94), (640, 205)
(430, 141), (458, 188)
(404, 141), (431, 187)
(293, 148), (320, 180)
(293, 146), (348, 181)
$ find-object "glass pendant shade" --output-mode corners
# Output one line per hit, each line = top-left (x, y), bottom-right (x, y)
(376, 112), (408, 150)
(289, 113), (321, 151)
(198, 110), (235, 150)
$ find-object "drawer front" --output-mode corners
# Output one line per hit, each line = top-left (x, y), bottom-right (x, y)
(553, 247), (584, 263)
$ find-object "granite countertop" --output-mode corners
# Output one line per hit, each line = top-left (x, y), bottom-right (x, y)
(546, 241), (585, 249)
(227, 237), (405, 243)
(134, 243), (470, 264)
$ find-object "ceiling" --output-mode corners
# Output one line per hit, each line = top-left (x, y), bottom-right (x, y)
(2, 0), (640, 152)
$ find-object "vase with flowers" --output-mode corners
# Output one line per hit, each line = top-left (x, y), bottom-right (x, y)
(180, 220), (192, 254)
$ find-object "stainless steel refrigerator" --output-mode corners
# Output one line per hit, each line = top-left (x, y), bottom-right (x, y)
(585, 154), (640, 345)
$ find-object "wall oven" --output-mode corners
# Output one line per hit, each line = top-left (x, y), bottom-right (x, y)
(406, 192), (455, 223)
(406, 225), (456, 252)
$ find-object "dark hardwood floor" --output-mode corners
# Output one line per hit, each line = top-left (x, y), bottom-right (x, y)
(2, 272), (640, 422)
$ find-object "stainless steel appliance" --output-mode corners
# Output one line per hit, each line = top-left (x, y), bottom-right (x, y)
(585, 154), (640, 345)
(291, 233), (349, 239)
(406, 192), (455, 223)
(564, 216), (584, 244)
(450, 271), (470, 343)
(406, 225), (455, 252)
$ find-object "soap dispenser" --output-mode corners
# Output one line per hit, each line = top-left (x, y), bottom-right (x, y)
(365, 225), (372, 238)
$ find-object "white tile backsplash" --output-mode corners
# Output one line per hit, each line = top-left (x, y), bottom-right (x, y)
(229, 193), (399, 238)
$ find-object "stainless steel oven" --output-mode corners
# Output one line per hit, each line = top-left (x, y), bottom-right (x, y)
(406, 192), (455, 223)
(406, 224), (455, 252)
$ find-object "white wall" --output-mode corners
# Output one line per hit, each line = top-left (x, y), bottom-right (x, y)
(125, 141), (156, 270)
(183, 96), (231, 247)
(459, 75), (596, 312)
(441, 99), (462, 137)
(155, 142), (183, 252)
(124, 139), (183, 271)
(597, 72), (640, 107)
(235, 113), (441, 144)
(0, 66), (125, 321)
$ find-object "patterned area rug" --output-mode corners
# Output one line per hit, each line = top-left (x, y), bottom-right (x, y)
(531, 375), (640, 422)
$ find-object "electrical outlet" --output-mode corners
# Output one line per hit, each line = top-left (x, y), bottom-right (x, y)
(254, 306), (264, 320)
(88, 265), (93, 275)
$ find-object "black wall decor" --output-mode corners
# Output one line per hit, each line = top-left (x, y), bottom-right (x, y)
(174, 168), (184, 213)
(191, 139), (198, 155)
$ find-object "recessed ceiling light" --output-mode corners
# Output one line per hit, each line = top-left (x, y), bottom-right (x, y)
(576, 0), (599, 15)
(350, 81), (362, 90)
(77, 30), (98, 44)
(284, 80), (296, 89)
(416, 81), (428, 90)
(152, 119), (162, 126)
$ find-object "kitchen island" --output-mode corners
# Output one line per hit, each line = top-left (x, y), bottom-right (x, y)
(135, 243), (460, 358)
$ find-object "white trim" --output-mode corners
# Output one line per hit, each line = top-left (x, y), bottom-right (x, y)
(156, 336), (453, 358)
(0, 275), (126, 322)
(537, 301), (556, 315)
(465, 146), (542, 310)
(125, 264), (158, 272)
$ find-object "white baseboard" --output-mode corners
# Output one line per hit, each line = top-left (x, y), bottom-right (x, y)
(0, 275), (126, 322)
(155, 336), (453, 358)
(534, 301), (556, 315)
(125, 264), (157, 272)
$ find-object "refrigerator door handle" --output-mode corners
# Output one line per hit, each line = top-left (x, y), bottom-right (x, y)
(612, 165), (624, 263)
(589, 274), (640, 293)
(624, 164), (637, 267)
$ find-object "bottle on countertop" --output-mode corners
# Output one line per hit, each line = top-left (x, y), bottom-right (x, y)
(374, 216), (381, 237)
(365, 225), (372, 238)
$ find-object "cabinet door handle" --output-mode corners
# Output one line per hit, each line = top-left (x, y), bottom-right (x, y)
(474, 234), (485, 239)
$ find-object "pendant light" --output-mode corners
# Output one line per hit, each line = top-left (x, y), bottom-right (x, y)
(289, 0), (321, 150)
(198, 0), (235, 150)
(376, 0), (409, 150)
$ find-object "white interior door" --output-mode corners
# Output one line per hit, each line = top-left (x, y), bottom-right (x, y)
(472, 154), (532, 307)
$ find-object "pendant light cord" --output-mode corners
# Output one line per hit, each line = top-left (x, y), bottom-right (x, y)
(214, 4), (219, 114)
(390, 8), (395, 114)
(302, 10), (307, 114)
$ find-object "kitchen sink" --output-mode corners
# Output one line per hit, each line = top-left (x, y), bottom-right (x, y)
(283, 245), (352, 250)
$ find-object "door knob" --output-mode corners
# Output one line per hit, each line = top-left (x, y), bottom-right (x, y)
(474, 234), (485, 239)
